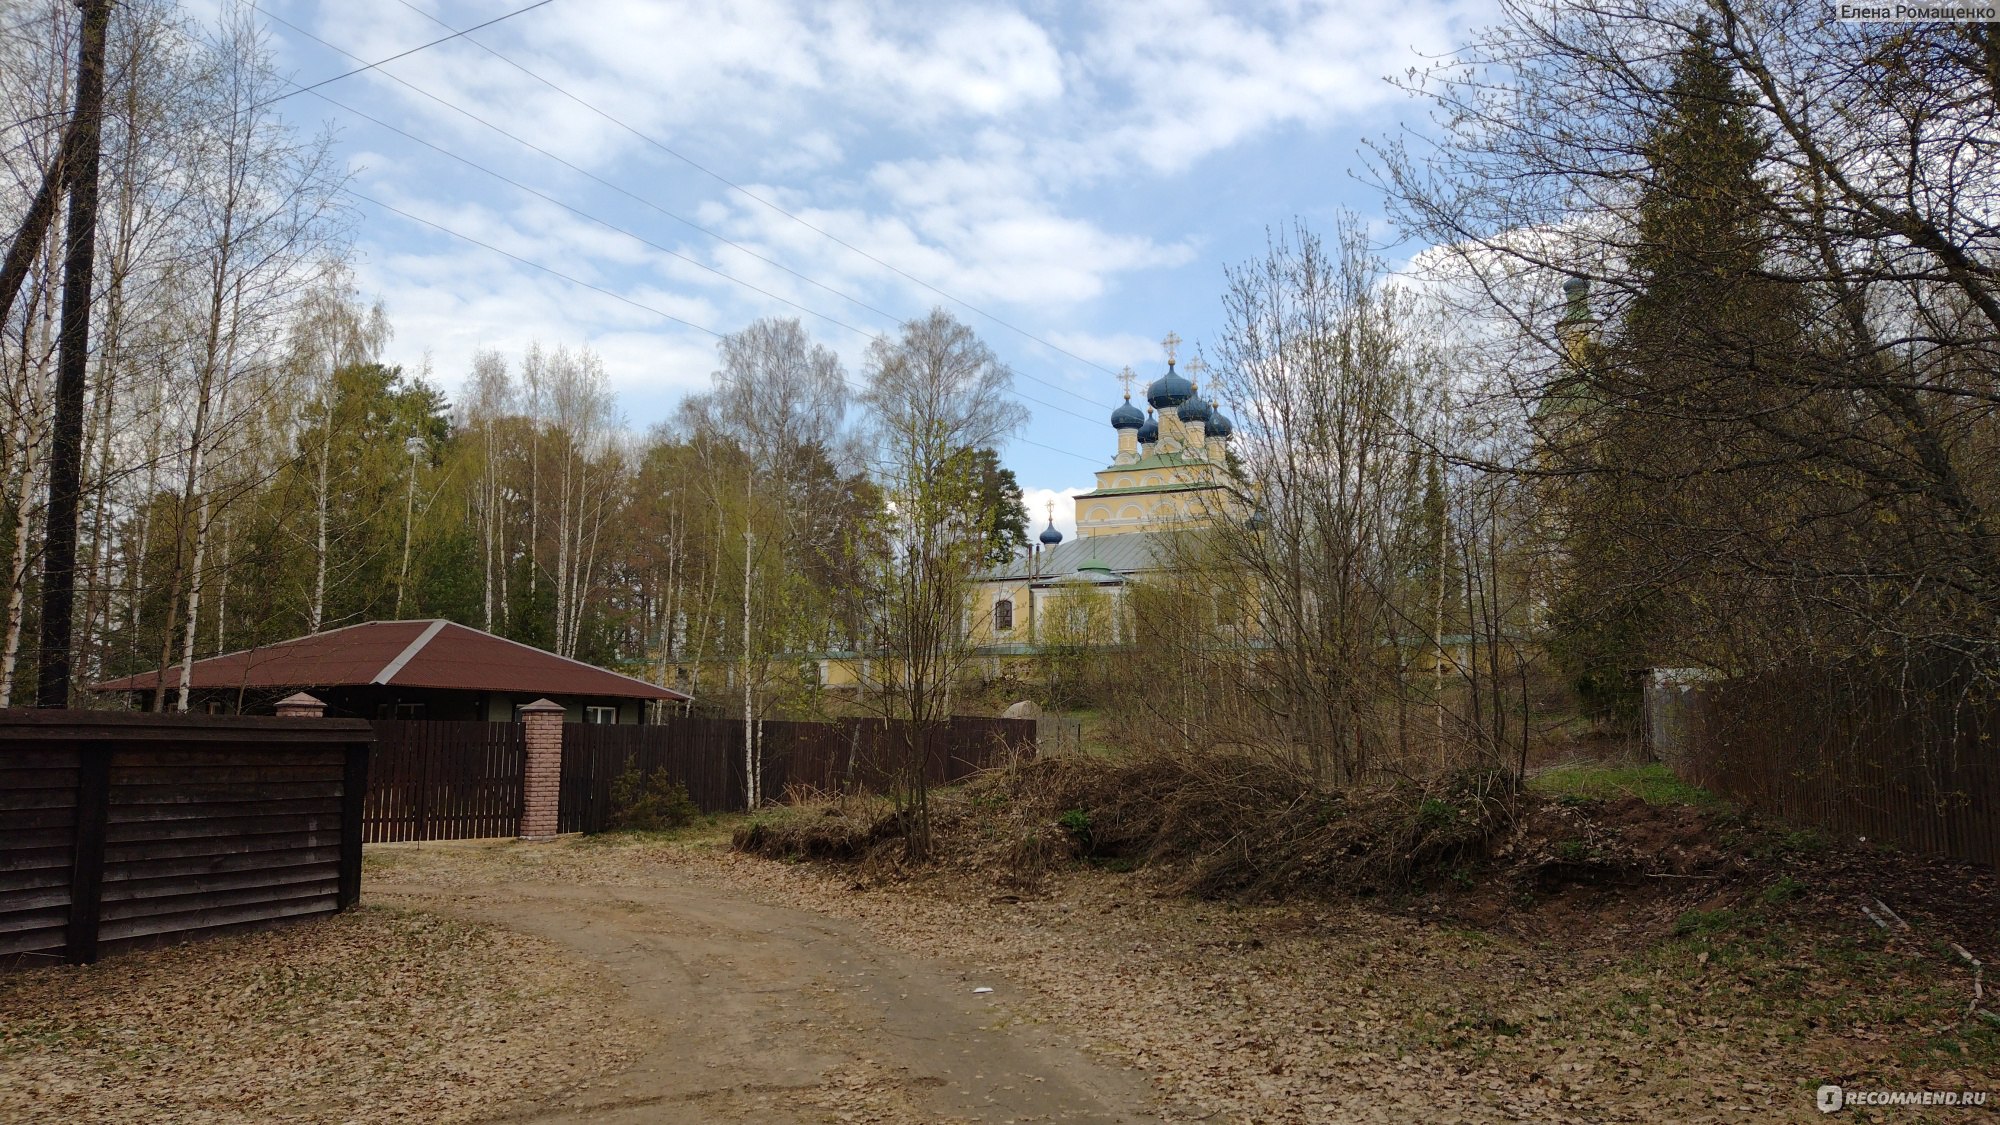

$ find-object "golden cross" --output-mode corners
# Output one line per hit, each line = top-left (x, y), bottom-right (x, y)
(1161, 330), (1182, 364)
(1186, 355), (1205, 378)
(1117, 366), (1137, 399)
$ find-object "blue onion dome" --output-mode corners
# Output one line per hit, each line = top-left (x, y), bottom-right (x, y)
(1110, 394), (1145, 430)
(1146, 361), (1194, 409)
(1207, 408), (1234, 438)
(1039, 519), (1064, 546)
(1178, 383), (1211, 425)
(1136, 409), (1159, 444)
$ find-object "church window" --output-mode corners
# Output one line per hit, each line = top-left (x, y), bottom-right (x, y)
(1089, 506), (1110, 521)
(994, 599), (1014, 631)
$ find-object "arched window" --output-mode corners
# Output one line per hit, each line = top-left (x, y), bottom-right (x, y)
(994, 598), (1014, 631)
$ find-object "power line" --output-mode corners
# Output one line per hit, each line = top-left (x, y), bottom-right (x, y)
(346, 190), (1106, 468)
(303, 90), (879, 336)
(258, 0), (559, 108)
(348, 189), (719, 338)
(386, 0), (1123, 410)
(257, 7), (907, 333)
(259, 13), (1114, 431)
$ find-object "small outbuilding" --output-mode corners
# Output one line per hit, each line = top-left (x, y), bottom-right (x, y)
(93, 619), (688, 723)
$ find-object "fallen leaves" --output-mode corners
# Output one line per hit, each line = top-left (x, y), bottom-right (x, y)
(0, 905), (642, 1124)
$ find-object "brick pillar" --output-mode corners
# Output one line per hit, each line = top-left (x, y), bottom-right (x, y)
(274, 692), (326, 719)
(518, 699), (565, 840)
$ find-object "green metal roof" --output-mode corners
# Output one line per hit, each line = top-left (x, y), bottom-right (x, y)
(1111, 450), (1211, 472)
(978, 530), (1190, 581)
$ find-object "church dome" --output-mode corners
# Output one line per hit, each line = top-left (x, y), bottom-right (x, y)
(1136, 409), (1159, 444)
(1039, 519), (1064, 546)
(1110, 395), (1145, 430)
(1146, 362), (1194, 409)
(1178, 387), (1211, 425)
(1206, 408), (1234, 438)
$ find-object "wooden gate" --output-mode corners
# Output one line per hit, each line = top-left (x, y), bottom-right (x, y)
(364, 721), (523, 842)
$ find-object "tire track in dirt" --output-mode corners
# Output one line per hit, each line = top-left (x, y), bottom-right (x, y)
(371, 877), (1164, 1124)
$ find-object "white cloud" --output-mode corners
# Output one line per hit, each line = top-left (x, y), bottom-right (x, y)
(1018, 486), (1089, 542)
(272, 0), (1490, 444)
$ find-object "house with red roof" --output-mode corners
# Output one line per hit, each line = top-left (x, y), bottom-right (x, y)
(93, 620), (688, 723)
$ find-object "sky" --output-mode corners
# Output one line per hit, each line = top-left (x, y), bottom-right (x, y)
(260, 0), (1498, 540)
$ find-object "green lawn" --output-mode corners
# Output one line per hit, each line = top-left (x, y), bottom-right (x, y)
(1528, 760), (1731, 812)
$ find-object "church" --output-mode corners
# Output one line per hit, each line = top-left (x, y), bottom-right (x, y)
(967, 335), (1249, 665)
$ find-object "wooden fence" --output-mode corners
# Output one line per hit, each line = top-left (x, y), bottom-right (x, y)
(354, 713), (1035, 841)
(1645, 665), (2000, 869)
(559, 715), (1035, 834)
(0, 709), (371, 966)
(363, 721), (523, 843)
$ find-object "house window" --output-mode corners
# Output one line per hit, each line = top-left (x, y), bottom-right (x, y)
(584, 705), (617, 725)
(395, 703), (424, 720)
(994, 598), (1014, 631)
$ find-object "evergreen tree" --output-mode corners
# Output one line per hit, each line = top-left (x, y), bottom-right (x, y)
(1548, 22), (1795, 719)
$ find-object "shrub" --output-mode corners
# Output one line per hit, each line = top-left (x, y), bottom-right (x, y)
(1057, 808), (1093, 851)
(608, 767), (700, 832)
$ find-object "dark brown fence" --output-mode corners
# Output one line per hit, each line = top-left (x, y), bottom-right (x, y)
(363, 721), (523, 843)
(560, 715), (1035, 833)
(0, 709), (371, 966)
(1646, 665), (2000, 869)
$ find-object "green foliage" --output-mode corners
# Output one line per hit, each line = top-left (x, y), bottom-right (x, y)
(1554, 839), (1593, 862)
(1671, 908), (1741, 938)
(1416, 797), (1458, 830)
(608, 768), (701, 832)
(1528, 762), (1729, 812)
(1057, 807), (1093, 851)
(1761, 875), (1806, 905)
(1545, 587), (1648, 725)
(946, 446), (1029, 567)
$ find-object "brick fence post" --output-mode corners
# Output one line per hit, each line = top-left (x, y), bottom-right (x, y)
(518, 699), (565, 840)
(274, 692), (326, 719)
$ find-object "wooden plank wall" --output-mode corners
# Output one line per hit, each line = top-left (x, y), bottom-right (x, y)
(0, 711), (372, 967)
(0, 748), (80, 961)
(98, 745), (347, 954)
(363, 721), (524, 843)
(1650, 665), (2000, 870)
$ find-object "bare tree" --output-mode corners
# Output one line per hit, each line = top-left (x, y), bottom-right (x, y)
(861, 309), (1025, 858)
(1203, 218), (1451, 782)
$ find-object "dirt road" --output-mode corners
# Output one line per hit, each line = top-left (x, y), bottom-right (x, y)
(370, 874), (1164, 1124)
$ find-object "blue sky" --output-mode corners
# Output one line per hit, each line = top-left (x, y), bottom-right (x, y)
(261, 0), (1496, 536)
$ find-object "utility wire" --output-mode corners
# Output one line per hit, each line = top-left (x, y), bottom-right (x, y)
(385, 0), (1122, 411)
(258, 7), (908, 333)
(261, 14), (1113, 430)
(345, 190), (1106, 468)
(347, 189), (719, 338)
(258, 0), (559, 108)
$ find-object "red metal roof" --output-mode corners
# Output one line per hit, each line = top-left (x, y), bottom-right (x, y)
(92, 620), (688, 701)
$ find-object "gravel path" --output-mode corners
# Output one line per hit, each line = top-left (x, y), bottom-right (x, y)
(370, 868), (1162, 1123)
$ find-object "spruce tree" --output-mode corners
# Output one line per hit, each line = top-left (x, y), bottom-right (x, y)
(1549, 21), (1792, 719)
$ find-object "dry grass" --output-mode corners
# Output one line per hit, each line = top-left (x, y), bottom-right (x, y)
(0, 904), (644, 1124)
(734, 751), (1515, 899)
(703, 843), (2000, 1123)
(335, 825), (2000, 1123)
